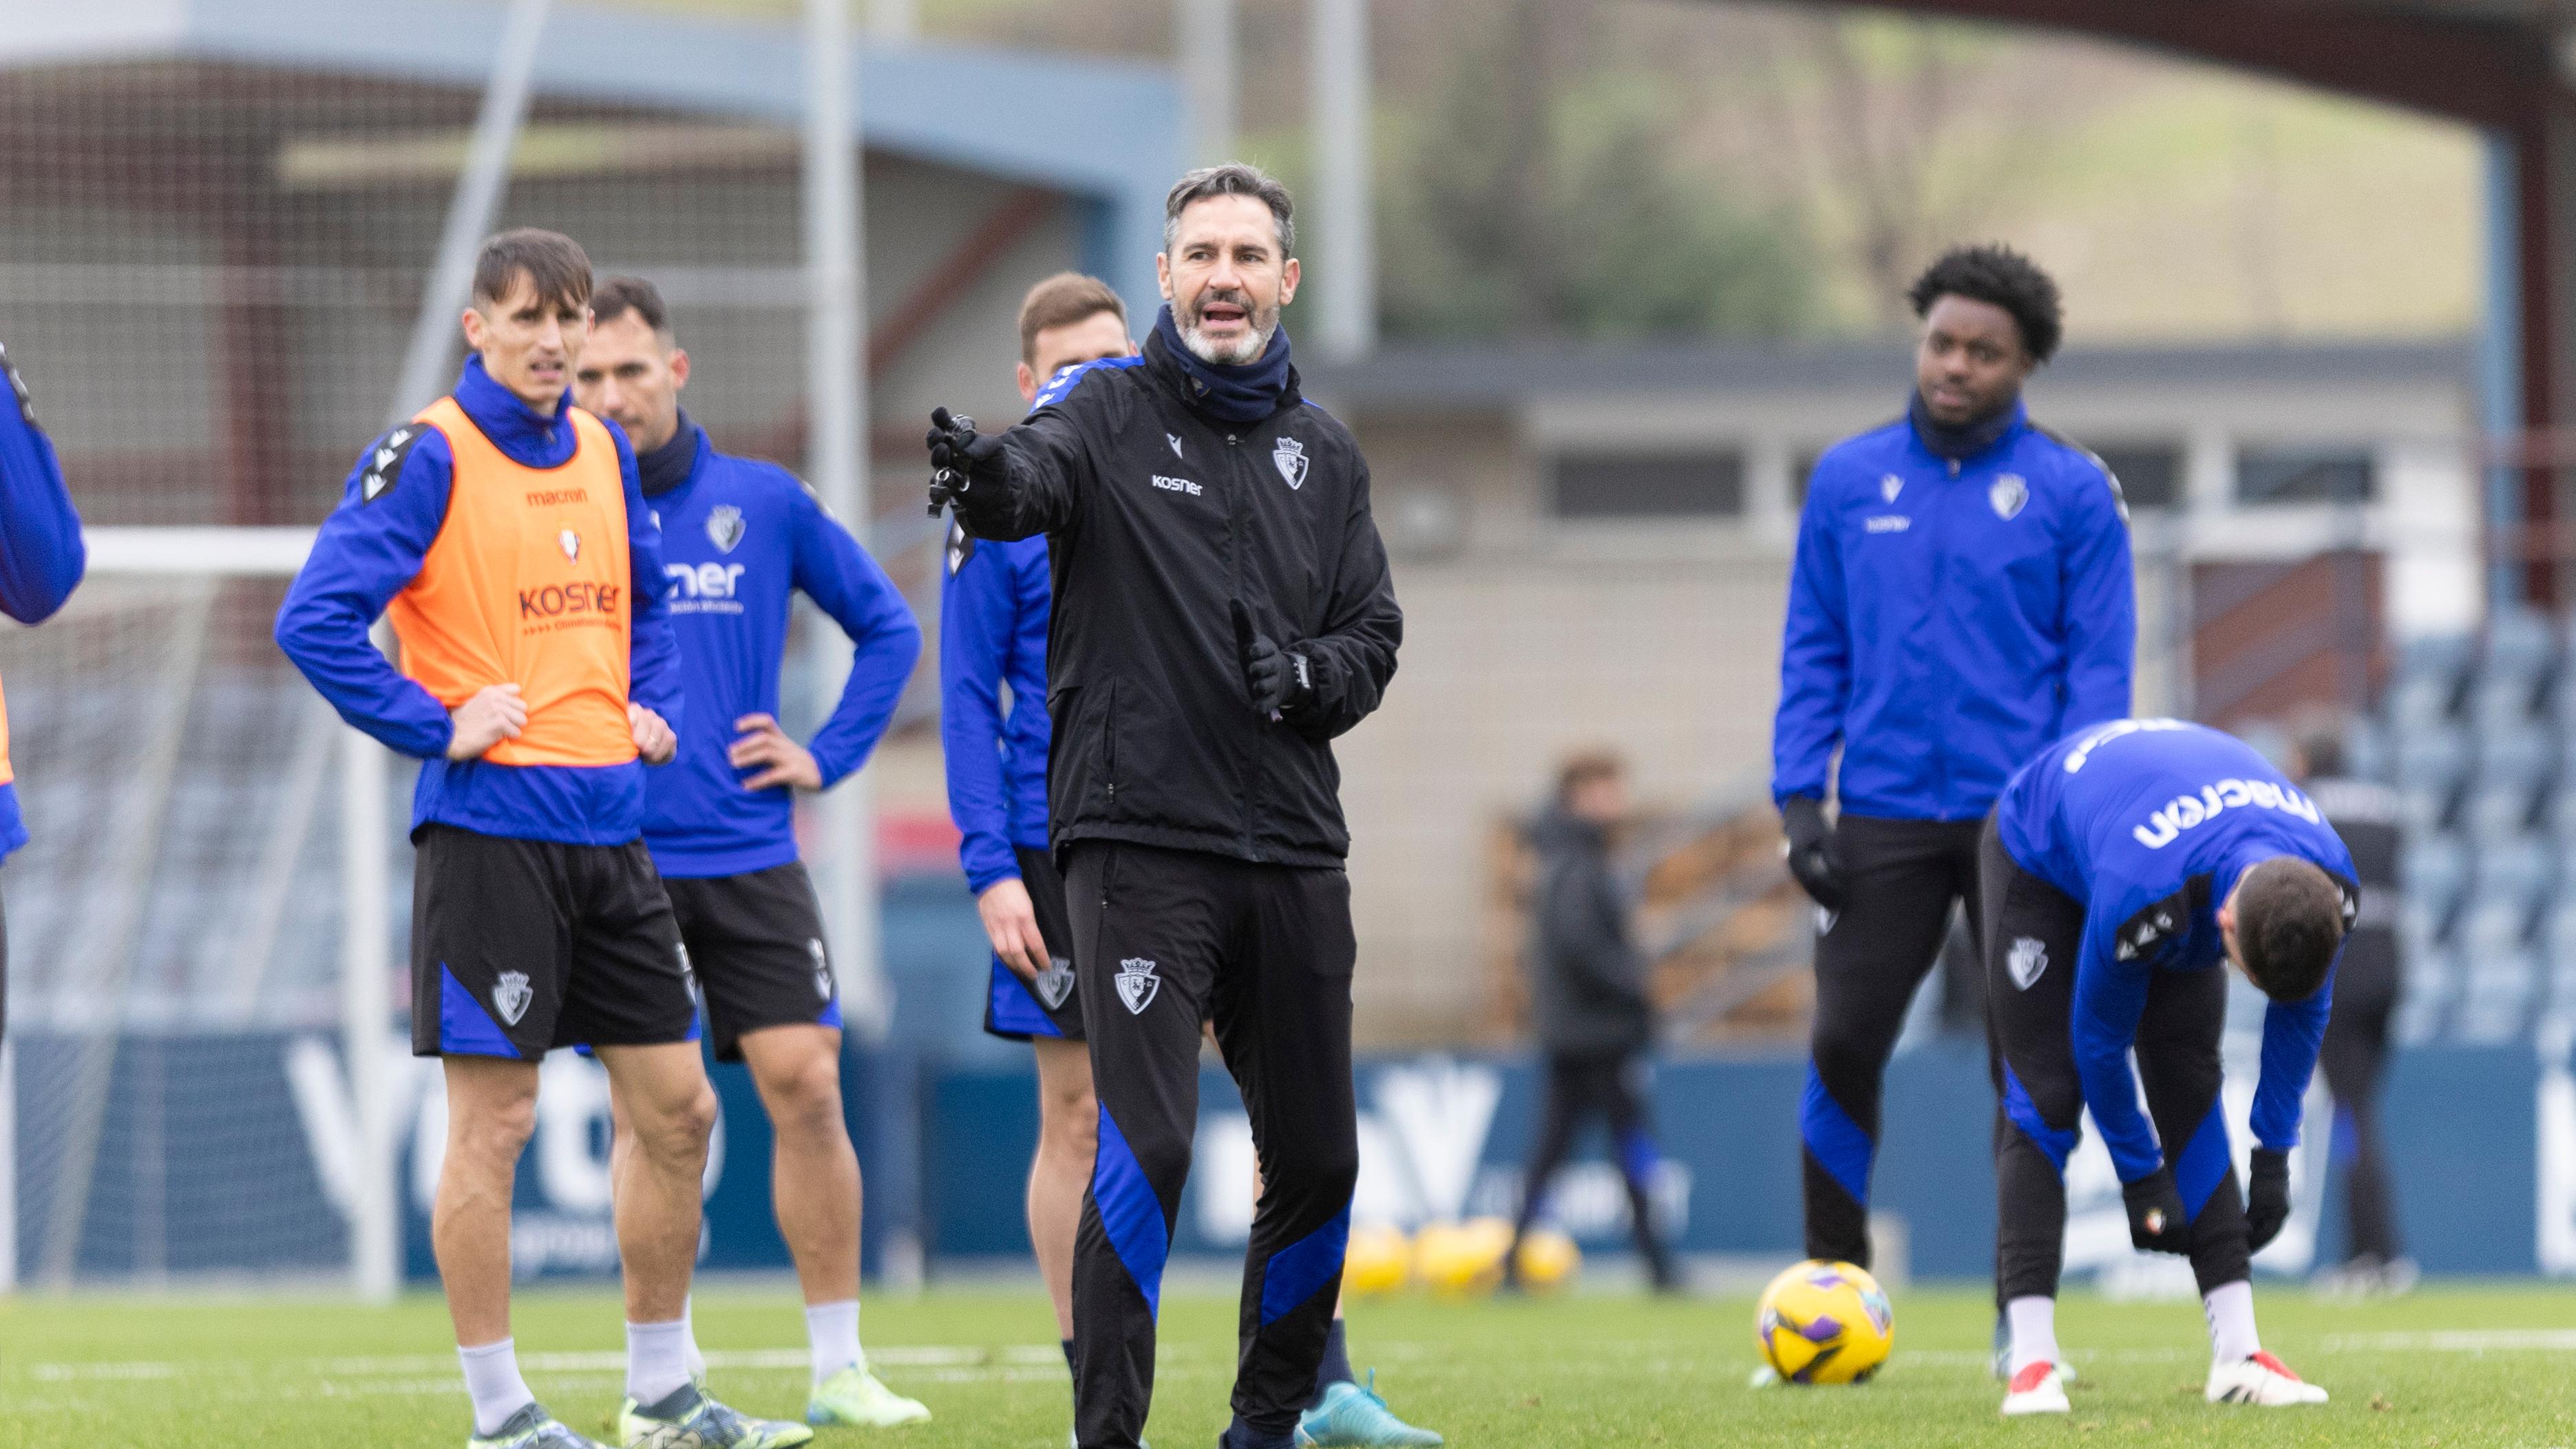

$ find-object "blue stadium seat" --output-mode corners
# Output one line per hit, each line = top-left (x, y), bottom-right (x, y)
(2400, 836), (2471, 929)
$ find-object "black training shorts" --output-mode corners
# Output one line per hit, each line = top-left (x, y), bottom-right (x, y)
(982, 845), (1084, 1042)
(410, 824), (697, 1060)
(664, 860), (843, 1061)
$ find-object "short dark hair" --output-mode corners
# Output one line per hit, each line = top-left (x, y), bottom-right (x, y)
(2233, 858), (2345, 1002)
(1163, 162), (1295, 256)
(1017, 272), (1128, 367)
(591, 275), (671, 337)
(1556, 748), (1625, 803)
(1908, 244), (2063, 363)
(472, 228), (593, 313)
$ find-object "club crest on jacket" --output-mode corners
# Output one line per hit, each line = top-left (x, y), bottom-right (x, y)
(1990, 473), (2029, 520)
(706, 504), (746, 553)
(1273, 436), (1308, 490)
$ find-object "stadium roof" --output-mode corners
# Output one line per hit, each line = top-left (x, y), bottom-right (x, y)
(0, 0), (1181, 311)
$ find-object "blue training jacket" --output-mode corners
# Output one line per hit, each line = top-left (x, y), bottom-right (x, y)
(1773, 399), (2135, 819)
(275, 355), (683, 845)
(640, 423), (921, 878)
(939, 525), (1051, 893)
(0, 343), (88, 861)
(1995, 719), (2354, 1194)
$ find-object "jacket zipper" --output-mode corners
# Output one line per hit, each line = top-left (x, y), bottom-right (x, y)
(1223, 427), (1260, 859)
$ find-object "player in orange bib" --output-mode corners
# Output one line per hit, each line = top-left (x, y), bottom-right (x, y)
(277, 230), (807, 1449)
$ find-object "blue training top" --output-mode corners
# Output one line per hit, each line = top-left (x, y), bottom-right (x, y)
(1773, 399), (2134, 819)
(640, 423), (921, 878)
(1994, 719), (2355, 1187)
(0, 342), (88, 861)
(938, 525), (1051, 893)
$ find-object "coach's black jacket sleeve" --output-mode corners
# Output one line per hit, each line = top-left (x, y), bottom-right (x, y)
(1281, 456), (1401, 741)
(953, 407), (1091, 542)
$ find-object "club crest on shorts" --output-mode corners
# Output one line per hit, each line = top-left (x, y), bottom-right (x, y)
(1989, 473), (2029, 520)
(1273, 436), (1308, 490)
(558, 527), (581, 562)
(808, 938), (833, 1001)
(1815, 905), (1838, 936)
(1880, 473), (1903, 503)
(2007, 935), (2049, 991)
(1033, 956), (1076, 1010)
(491, 971), (533, 1027)
(1115, 957), (1161, 1015)
(706, 504), (746, 554)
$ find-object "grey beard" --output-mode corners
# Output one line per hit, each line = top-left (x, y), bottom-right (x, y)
(1180, 312), (1277, 367)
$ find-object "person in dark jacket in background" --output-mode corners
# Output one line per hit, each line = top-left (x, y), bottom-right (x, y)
(1507, 750), (1677, 1293)
(2294, 724), (2414, 1296)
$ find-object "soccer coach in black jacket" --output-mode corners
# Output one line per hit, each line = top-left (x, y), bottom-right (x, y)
(927, 162), (1402, 1449)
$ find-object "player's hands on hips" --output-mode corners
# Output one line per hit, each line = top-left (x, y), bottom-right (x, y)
(628, 703), (677, 765)
(1780, 795), (1845, 910)
(976, 876), (1050, 983)
(1232, 600), (1309, 718)
(2122, 1167), (2191, 1255)
(446, 683), (527, 760)
(2244, 1147), (2292, 1251)
(729, 712), (821, 791)
(925, 407), (1006, 516)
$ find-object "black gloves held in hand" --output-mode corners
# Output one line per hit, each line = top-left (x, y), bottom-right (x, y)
(1780, 795), (1844, 911)
(1231, 600), (1309, 717)
(2244, 1147), (2292, 1251)
(925, 406), (1006, 516)
(2123, 1167), (2191, 1256)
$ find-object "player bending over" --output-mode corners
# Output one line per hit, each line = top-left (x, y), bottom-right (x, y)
(1984, 718), (2350, 1416)
(574, 276), (928, 1430)
(278, 230), (804, 1449)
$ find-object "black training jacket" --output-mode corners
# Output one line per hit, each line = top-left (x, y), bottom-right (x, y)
(1526, 807), (1655, 1057)
(948, 331), (1401, 868)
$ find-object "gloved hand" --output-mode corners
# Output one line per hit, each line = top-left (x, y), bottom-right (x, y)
(1780, 795), (1844, 910)
(925, 407), (1006, 516)
(1231, 600), (1309, 717)
(2122, 1167), (2191, 1256)
(2244, 1147), (2291, 1251)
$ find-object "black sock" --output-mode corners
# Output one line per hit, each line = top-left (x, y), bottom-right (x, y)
(1310, 1318), (1355, 1406)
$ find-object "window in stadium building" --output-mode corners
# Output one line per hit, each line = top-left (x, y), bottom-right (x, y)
(2235, 445), (2376, 506)
(2089, 443), (2184, 511)
(1553, 450), (1747, 519)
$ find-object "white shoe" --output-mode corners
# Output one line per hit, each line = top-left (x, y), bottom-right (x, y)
(2204, 1351), (2328, 1406)
(1999, 1362), (2069, 1417)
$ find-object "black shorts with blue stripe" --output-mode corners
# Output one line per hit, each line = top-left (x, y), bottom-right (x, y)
(982, 845), (1084, 1041)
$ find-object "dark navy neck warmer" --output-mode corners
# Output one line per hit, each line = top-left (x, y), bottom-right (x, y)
(1908, 390), (2023, 463)
(637, 410), (700, 498)
(1152, 305), (1295, 423)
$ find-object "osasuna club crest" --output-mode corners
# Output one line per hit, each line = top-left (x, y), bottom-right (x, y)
(2007, 936), (2049, 991)
(1879, 473), (1903, 504)
(558, 528), (582, 562)
(1115, 957), (1161, 1015)
(1272, 436), (1309, 490)
(1033, 956), (1077, 1010)
(1989, 473), (2029, 520)
(491, 970), (534, 1026)
(706, 504), (746, 554)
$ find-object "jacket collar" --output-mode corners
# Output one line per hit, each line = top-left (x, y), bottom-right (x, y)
(454, 353), (579, 469)
(1146, 306), (1301, 425)
(1908, 391), (2025, 465)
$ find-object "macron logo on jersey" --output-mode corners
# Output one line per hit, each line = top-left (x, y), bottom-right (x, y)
(2131, 777), (2322, 849)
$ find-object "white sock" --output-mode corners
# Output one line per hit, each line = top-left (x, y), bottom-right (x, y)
(2204, 1279), (2261, 1364)
(627, 1318), (694, 1406)
(806, 1299), (864, 1385)
(458, 1337), (536, 1437)
(2006, 1295), (2060, 1377)
(682, 1298), (706, 1382)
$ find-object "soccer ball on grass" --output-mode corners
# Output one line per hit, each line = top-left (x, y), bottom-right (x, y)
(1753, 1259), (1894, 1384)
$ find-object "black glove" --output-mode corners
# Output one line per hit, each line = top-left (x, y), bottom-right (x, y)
(1780, 795), (1844, 911)
(924, 407), (1006, 517)
(2122, 1167), (2191, 1256)
(2244, 1147), (2291, 1251)
(1231, 600), (1309, 717)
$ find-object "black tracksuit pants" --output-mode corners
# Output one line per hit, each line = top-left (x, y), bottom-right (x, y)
(1510, 1048), (1674, 1285)
(2319, 930), (2403, 1263)
(1801, 814), (1988, 1265)
(1982, 821), (2251, 1301)
(1064, 841), (1359, 1449)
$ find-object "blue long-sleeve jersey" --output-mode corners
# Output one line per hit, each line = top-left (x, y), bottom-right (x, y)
(275, 355), (682, 845)
(939, 525), (1051, 893)
(640, 424), (921, 877)
(1773, 400), (2135, 818)
(1996, 719), (2355, 1185)
(0, 342), (89, 861)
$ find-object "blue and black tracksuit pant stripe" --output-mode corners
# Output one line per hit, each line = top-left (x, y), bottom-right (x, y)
(1064, 841), (1359, 1449)
(1801, 814), (1989, 1266)
(1980, 821), (2250, 1302)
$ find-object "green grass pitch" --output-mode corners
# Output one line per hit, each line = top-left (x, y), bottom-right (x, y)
(6, 1282), (2574, 1446)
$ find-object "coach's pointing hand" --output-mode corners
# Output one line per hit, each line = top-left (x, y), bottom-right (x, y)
(925, 407), (1006, 516)
(2243, 1147), (2292, 1251)
(2122, 1167), (2191, 1255)
(447, 682), (526, 760)
(1780, 795), (1845, 910)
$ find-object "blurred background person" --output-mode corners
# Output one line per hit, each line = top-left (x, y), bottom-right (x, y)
(2294, 721), (2414, 1296)
(1506, 749), (1676, 1294)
